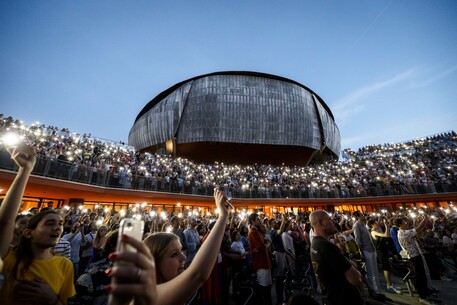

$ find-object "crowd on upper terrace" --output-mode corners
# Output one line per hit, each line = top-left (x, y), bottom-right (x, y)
(1, 114), (456, 198)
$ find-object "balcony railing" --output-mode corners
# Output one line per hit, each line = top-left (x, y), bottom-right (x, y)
(0, 150), (456, 199)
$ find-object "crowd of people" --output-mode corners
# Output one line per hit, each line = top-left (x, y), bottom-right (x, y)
(1, 114), (456, 200)
(1, 142), (457, 304)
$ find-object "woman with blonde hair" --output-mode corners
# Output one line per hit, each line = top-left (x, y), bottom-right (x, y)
(107, 189), (229, 305)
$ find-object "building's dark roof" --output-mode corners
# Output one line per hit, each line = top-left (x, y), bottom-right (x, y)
(135, 71), (335, 123)
(129, 71), (341, 161)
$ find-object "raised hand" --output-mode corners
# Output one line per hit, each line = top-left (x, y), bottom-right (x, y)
(213, 188), (228, 217)
(108, 234), (157, 305)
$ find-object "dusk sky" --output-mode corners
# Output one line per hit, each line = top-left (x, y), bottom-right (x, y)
(1, 0), (456, 152)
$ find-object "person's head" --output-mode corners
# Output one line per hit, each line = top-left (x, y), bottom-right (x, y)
(188, 218), (197, 228)
(352, 211), (366, 223)
(367, 219), (376, 230)
(96, 225), (108, 238)
(309, 210), (337, 238)
(29, 207), (39, 215)
(82, 215), (90, 225)
(89, 221), (97, 233)
(248, 213), (260, 227)
(394, 217), (410, 229)
(231, 230), (241, 242)
(170, 216), (180, 230)
(143, 232), (186, 284)
(240, 226), (249, 236)
(14, 214), (31, 237)
(71, 221), (81, 233)
(269, 218), (278, 230)
(100, 229), (118, 258)
(14, 210), (63, 276)
(20, 210), (63, 249)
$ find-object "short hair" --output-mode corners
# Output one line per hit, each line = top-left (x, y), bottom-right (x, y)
(353, 211), (362, 218)
(393, 217), (406, 227)
(248, 213), (258, 225)
(309, 210), (327, 229)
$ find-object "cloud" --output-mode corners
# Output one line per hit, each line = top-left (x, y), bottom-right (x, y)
(333, 68), (418, 124)
(410, 64), (457, 88)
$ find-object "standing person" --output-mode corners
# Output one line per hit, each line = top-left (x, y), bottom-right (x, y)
(310, 210), (363, 305)
(79, 221), (97, 274)
(92, 225), (108, 253)
(368, 218), (401, 294)
(269, 216), (288, 305)
(53, 238), (72, 260)
(281, 221), (296, 276)
(396, 215), (439, 305)
(62, 221), (87, 278)
(183, 217), (200, 268)
(0, 145), (75, 304)
(390, 221), (403, 254)
(248, 213), (272, 305)
(352, 211), (383, 297)
(108, 189), (229, 305)
(170, 216), (188, 255)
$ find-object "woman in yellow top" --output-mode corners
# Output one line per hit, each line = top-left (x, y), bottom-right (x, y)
(0, 145), (75, 305)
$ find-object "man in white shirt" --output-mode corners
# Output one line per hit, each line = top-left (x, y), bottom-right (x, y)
(62, 222), (87, 279)
(396, 215), (438, 305)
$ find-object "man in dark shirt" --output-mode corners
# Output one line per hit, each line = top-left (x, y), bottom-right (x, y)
(310, 210), (363, 305)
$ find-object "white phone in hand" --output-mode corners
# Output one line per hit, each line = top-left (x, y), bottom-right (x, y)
(117, 218), (144, 253)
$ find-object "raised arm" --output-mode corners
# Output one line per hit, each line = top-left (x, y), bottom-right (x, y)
(416, 214), (429, 231)
(278, 214), (287, 235)
(370, 220), (390, 238)
(156, 189), (229, 305)
(0, 145), (36, 258)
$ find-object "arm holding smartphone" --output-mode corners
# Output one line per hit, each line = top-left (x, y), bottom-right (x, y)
(108, 189), (229, 305)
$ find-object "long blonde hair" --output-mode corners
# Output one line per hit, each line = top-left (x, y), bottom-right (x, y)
(143, 232), (180, 283)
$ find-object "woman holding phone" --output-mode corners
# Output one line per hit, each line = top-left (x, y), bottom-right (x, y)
(107, 189), (229, 305)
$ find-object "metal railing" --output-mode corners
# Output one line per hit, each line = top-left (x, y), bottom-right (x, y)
(0, 150), (455, 199)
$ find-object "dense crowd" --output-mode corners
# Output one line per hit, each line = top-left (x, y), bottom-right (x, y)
(1, 114), (456, 199)
(1, 140), (457, 305)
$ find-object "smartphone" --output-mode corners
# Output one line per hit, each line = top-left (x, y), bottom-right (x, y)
(117, 218), (144, 253)
(110, 218), (144, 305)
(225, 198), (235, 210)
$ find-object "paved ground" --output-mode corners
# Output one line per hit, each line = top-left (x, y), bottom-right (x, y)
(306, 272), (456, 305)
(231, 268), (456, 304)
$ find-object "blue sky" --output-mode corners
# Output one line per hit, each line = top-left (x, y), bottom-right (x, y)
(1, 0), (456, 152)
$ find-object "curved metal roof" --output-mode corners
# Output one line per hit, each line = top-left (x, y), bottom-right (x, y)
(134, 71), (335, 122)
(129, 71), (341, 158)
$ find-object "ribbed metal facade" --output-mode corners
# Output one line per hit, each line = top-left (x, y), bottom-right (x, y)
(129, 71), (341, 160)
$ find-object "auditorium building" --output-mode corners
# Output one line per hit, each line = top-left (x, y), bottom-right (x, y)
(128, 71), (341, 166)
